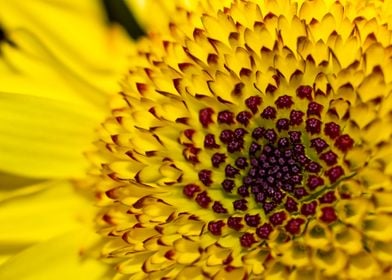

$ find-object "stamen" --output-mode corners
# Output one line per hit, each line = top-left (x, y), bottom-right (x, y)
(275, 95), (294, 109)
(228, 216), (243, 231)
(199, 108), (214, 127)
(261, 106), (277, 119)
(290, 110), (305, 125)
(199, 169), (213, 186)
(324, 122), (340, 139)
(208, 220), (225, 235)
(240, 233), (256, 247)
(218, 110), (235, 124)
(212, 201), (228, 213)
(320, 207), (338, 223)
(296, 85), (313, 100)
(307, 102), (323, 117)
(325, 166), (344, 182)
(183, 184), (201, 198)
(305, 118), (322, 134)
(335, 134), (354, 152)
(285, 218), (305, 235)
(256, 223), (273, 239)
(211, 153), (227, 168)
(204, 134), (220, 149)
(195, 191), (212, 208)
(245, 96), (262, 113)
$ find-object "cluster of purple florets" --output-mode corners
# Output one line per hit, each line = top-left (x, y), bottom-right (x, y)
(182, 85), (353, 246)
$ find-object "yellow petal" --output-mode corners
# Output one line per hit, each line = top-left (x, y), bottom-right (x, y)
(332, 224), (363, 255)
(0, 172), (43, 202)
(0, 180), (93, 245)
(288, 267), (321, 280)
(312, 248), (347, 276)
(0, 0), (131, 75)
(348, 252), (381, 279)
(264, 261), (289, 280)
(1, 32), (108, 114)
(304, 220), (331, 249)
(0, 93), (97, 178)
(278, 241), (310, 267)
(335, 197), (370, 227)
(373, 241), (392, 263)
(373, 192), (392, 213)
(0, 229), (111, 280)
(364, 214), (392, 242)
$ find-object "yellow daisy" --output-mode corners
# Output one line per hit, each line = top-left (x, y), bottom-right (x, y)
(1, 0), (392, 279)
(94, 0), (392, 279)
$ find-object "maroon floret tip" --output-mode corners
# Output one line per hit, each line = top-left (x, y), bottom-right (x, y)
(217, 110), (235, 124)
(335, 134), (354, 152)
(296, 85), (313, 100)
(275, 95), (294, 109)
(261, 106), (277, 119)
(228, 216), (243, 231)
(285, 218), (305, 235)
(245, 96), (262, 113)
(198, 169), (213, 186)
(208, 220), (225, 235)
(199, 108), (214, 127)
(183, 184), (201, 198)
(240, 233), (256, 248)
(195, 191), (212, 208)
(320, 207), (338, 223)
(256, 223), (273, 239)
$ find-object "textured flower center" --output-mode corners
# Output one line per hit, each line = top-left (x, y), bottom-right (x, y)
(182, 85), (354, 246)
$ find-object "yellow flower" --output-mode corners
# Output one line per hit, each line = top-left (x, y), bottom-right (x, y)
(1, 0), (392, 279)
(93, 0), (392, 279)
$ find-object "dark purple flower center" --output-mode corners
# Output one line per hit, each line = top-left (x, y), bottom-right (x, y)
(182, 85), (353, 247)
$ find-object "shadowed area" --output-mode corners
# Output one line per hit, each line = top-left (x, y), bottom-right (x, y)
(102, 0), (145, 39)
(0, 25), (16, 50)
(0, 27), (5, 42)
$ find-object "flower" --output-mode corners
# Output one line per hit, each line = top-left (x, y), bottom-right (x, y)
(93, 0), (392, 279)
(1, 0), (392, 279)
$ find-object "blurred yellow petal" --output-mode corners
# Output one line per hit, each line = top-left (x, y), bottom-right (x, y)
(0, 180), (93, 246)
(348, 252), (381, 279)
(0, 93), (97, 178)
(0, 172), (43, 201)
(0, 0), (132, 74)
(0, 229), (111, 280)
(0, 1), (134, 118)
(312, 248), (347, 276)
(0, 32), (108, 114)
(364, 214), (392, 242)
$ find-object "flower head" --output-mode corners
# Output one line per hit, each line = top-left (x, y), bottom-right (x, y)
(93, 0), (392, 278)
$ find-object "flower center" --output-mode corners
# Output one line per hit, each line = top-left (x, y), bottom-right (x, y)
(182, 85), (354, 247)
